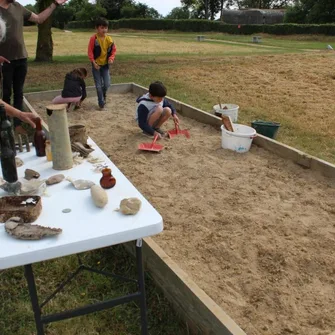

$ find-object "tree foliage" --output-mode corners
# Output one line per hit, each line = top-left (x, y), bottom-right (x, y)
(165, 7), (191, 19)
(285, 0), (335, 24)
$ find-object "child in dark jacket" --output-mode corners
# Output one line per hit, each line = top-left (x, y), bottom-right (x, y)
(52, 68), (87, 109)
(136, 81), (179, 138)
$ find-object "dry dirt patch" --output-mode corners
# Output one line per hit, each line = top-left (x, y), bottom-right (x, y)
(33, 93), (335, 335)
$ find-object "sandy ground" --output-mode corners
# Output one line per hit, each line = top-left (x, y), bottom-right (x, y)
(33, 93), (335, 335)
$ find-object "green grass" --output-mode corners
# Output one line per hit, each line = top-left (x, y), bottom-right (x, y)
(0, 246), (187, 335)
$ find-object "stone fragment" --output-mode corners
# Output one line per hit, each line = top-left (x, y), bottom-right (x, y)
(90, 185), (108, 208)
(24, 169), (40, 181)
(46, 174), (65, 185)
(116, 198), (142, 215)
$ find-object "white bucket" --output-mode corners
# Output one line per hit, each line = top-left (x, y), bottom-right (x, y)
(213, 104), (239, 122)
(221, 124), (256, 153)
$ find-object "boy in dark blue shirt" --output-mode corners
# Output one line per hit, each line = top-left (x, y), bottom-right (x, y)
(135, 81), (179, 138)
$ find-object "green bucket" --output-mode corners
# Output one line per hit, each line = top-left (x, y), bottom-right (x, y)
(251, 120), (281, 139)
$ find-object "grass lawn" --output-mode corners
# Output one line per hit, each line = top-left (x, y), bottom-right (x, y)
(1, 27), (335, 335)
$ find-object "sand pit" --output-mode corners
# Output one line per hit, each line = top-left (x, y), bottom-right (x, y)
(33, 92), (335, 335)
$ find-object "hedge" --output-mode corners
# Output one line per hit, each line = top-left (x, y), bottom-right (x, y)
(67, 19), (335, 36)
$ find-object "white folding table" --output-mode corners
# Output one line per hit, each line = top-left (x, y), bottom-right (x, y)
(0, 138), (163, 335)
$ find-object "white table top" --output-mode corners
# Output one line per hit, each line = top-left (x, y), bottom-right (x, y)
(0, 138), (163, 270)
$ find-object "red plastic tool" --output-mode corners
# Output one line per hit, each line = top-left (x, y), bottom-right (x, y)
(167, 119), (190, 139)
(138, 134), (163, 152)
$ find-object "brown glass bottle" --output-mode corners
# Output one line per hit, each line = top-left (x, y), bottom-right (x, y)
(34, 117), (46, 157)
(100, 168), (116, 189)
(0, 103), (16, 156)
(0, 131), (18, 183)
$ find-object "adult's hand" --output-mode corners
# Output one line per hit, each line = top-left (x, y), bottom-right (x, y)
(0, 56), (10, 64)
(16, 112), (36, 129)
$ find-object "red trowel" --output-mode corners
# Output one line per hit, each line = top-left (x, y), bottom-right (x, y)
(138, 134), (163, 153)
(167, 119), (190, 139)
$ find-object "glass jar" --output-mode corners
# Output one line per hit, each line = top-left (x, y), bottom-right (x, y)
(99, 168), (116, 189)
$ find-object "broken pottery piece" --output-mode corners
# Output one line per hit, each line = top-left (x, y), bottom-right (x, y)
(24, 169), (40, 180)
(71, 142), (94, 158)
(46, 174), (65, 186)
(87, 155), (105, 164)
(116, 198), (142, 215)
(15, 157), (24, 167)
(0, 195), (42, 223)
(5, 216), (62, 240)
(66, 177), (95, 190)
(20, 179), (47, 196)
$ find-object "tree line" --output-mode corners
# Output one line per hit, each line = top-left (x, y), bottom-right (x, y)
(25, 0), (335, 29)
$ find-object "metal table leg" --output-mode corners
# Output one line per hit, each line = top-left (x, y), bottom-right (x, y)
(136, 239), (148, 335)
(24, 264), (45, 335)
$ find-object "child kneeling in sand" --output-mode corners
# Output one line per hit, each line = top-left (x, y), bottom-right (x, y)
(135, 81), (179, 138)
(52, 68), (87, 110)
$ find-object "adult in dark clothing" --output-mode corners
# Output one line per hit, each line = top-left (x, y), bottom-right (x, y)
(52, 68), (87, 109)
(0, 0), (68, 134)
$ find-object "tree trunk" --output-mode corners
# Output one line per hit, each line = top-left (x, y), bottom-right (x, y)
(220, 0), (224, 19)
(35, 1), (53, 62)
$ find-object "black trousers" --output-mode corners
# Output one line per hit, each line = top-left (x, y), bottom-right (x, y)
(2, 58), (28, 127)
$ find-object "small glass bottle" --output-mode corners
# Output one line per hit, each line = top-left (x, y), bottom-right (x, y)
(99, 168), (116, 189)
(34, 117), (46, 157)
(0, 131), (18, 183)
(0, 103), (16, 156)
(45, 140), (52, 161)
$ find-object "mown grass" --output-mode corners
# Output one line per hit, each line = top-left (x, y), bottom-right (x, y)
(1, 245), (188, 335)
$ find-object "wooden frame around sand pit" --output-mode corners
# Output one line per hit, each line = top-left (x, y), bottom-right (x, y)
(23, 83), (335, 335)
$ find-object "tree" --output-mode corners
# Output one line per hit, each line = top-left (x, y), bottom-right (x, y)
(236, 0), (294, 9)
(119, 2), (161, 18)
(35, 0), (53, 62)
(284, 0), (335, 23)
(75, 3), (107, 21)
(165, 7), (191, 19)
(52, 5), (75, 29)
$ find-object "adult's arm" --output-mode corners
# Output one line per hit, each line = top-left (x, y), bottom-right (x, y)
(80, 78), (87, 101)
(1, 100), (36, 128)
(28, 0), (67, 25)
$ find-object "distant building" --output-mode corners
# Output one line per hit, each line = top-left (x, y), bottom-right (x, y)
(221, 9), (285, 25)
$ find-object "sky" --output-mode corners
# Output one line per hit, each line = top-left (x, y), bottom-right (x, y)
(18, 0), (183, 17)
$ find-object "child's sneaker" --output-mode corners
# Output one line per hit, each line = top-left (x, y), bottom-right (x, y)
(142, 131), (153, 138)
(154, 128), (167, 137)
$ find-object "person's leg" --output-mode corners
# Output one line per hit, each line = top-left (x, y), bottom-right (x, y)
(154, 107), (172, 129)
(92, 64), (104, 108)
(52, 96), (81, 104)
(101, 65), (110, 104)
(148, 106), (171, 129)
(12, 58), (28, 128)
(1, 62), (14, 105)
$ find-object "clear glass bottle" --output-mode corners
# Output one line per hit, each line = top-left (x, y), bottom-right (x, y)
(34, 117), (46, 157)
(45, 140), (52, 161)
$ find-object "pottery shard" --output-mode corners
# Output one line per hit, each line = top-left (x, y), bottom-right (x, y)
(15, 157), (24, 167)
(90, 185), (108, 208)
(117, 198), (142, 215)
(4, 217), (62, 240)
(24, 169), (40, 180)
(46, 174), (65, 185)
(66, 177), (95, 190)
